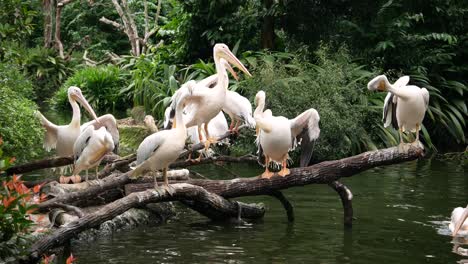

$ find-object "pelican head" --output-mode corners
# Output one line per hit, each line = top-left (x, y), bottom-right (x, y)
(255, 90), (266, 106)
(453, 205), (468, 236)
(144, 115), (155, 126)
(214, 43), (252, 77)
(367, 75), (390, 92)
(68, 86), (99, 121)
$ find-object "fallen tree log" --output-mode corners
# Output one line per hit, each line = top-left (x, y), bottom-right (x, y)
(5, 154), (121, 176)
(26, 183), (265, 263)
(126, 145), (424, 198)
(38, 145), (423, 215)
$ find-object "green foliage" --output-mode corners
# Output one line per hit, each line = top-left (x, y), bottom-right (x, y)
(175, 0), (261, 60)
(0, 65), (44, 162)
(120, 52), (182, 120)
(22, 47), (72, 104)
(0, 0), (38, 42)
(238, 46), (379, 161)
(51, 65), (129, 114)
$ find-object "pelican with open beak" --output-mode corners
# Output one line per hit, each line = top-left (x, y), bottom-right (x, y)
(169, 43), (251, 160)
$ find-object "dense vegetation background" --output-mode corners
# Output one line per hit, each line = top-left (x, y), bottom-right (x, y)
(0, 0), (466, 163)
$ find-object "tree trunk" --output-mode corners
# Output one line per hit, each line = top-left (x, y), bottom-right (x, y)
(43, 0), (54, 48)
(261, 0), (275, 49)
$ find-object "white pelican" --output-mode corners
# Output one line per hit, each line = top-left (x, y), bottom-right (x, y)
(35, 86), (98, 174)
(450, 205), (468, 237)
(81, 114), (119, 154)
(72, 125), (115, 181)
(254, 90), (320, 178)
(223, 90), (256, 132)
(189, 59), (255, 132)
(131, 83), (193, 193)
(163, 107), (228, 160)
(170, 44), (251, 151)
(367, 75), (429, 148)
(144, 115), (159, 133)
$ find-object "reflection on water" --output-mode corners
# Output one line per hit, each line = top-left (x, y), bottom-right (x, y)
(59, 157), (466, 263)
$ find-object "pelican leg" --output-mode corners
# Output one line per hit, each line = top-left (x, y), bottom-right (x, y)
(160, 167), (174, 195)
(195, 151), (203, 162)
(204, 121), (218, 147)
(412, 123), (424, 149)
(278, 159), (291, 177)
(398, 127), (410, 153)
(233, 120), (240, 133)
(86, 170), (89, 182)
(399, 127), (404, 145)
(229, 118), (235, 131)
(261, 156), (274, 179)
(198, 125), (203, 142)
(95, 167), (99, 180)
(153, 171), (159, 189)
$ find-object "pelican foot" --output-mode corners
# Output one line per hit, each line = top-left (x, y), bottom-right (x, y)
(411, 140), (424, 149)
(278, 168), (291, 177)
(160, 184), (175, 196)
(260, 170), (274, 179)
(59, 176), (70, 184)
(71, 175), (82, 184)
(398, 143), (410, 153)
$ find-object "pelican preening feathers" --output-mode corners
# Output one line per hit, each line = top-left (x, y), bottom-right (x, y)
(73, 125), (115, 181)
(254, 90), (320, 178)
(451, 205), (468, 237)
(367, 75), (429, 148)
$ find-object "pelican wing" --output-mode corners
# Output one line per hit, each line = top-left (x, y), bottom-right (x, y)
(289, 108), (320, 167)
(383, 93), (398, 129)
(35, 111), (59, 151)
(197, 74), (218, 88)
(421, 88), (430, 109)
(393, 76), (410, 88)
(82, 114), (120, 154)
(136, 132), (166, 165)
(74, 125), (94, 161)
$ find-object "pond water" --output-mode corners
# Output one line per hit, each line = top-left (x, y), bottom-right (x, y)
(61, 156), (467, 264)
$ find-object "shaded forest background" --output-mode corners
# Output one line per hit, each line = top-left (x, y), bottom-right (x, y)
(0, 0), (466, 163)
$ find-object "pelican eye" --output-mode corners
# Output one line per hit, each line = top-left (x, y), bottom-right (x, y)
(85, 136), (91, 144)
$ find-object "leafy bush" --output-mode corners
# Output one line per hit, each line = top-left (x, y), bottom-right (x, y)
(0, 65), (44, 162)
(0, 141), (45, 261)
(237, 45), (379, 162)
(51, 65), (129, 114)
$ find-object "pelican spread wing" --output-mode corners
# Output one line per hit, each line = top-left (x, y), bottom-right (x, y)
(289, 108), (320, 167)
(74, 125), (94, 161)
(383, 92), (398, 129)
(35, 111), (59, 151)
(421, 88), (430, 109)
(197, 74), (218, 88)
